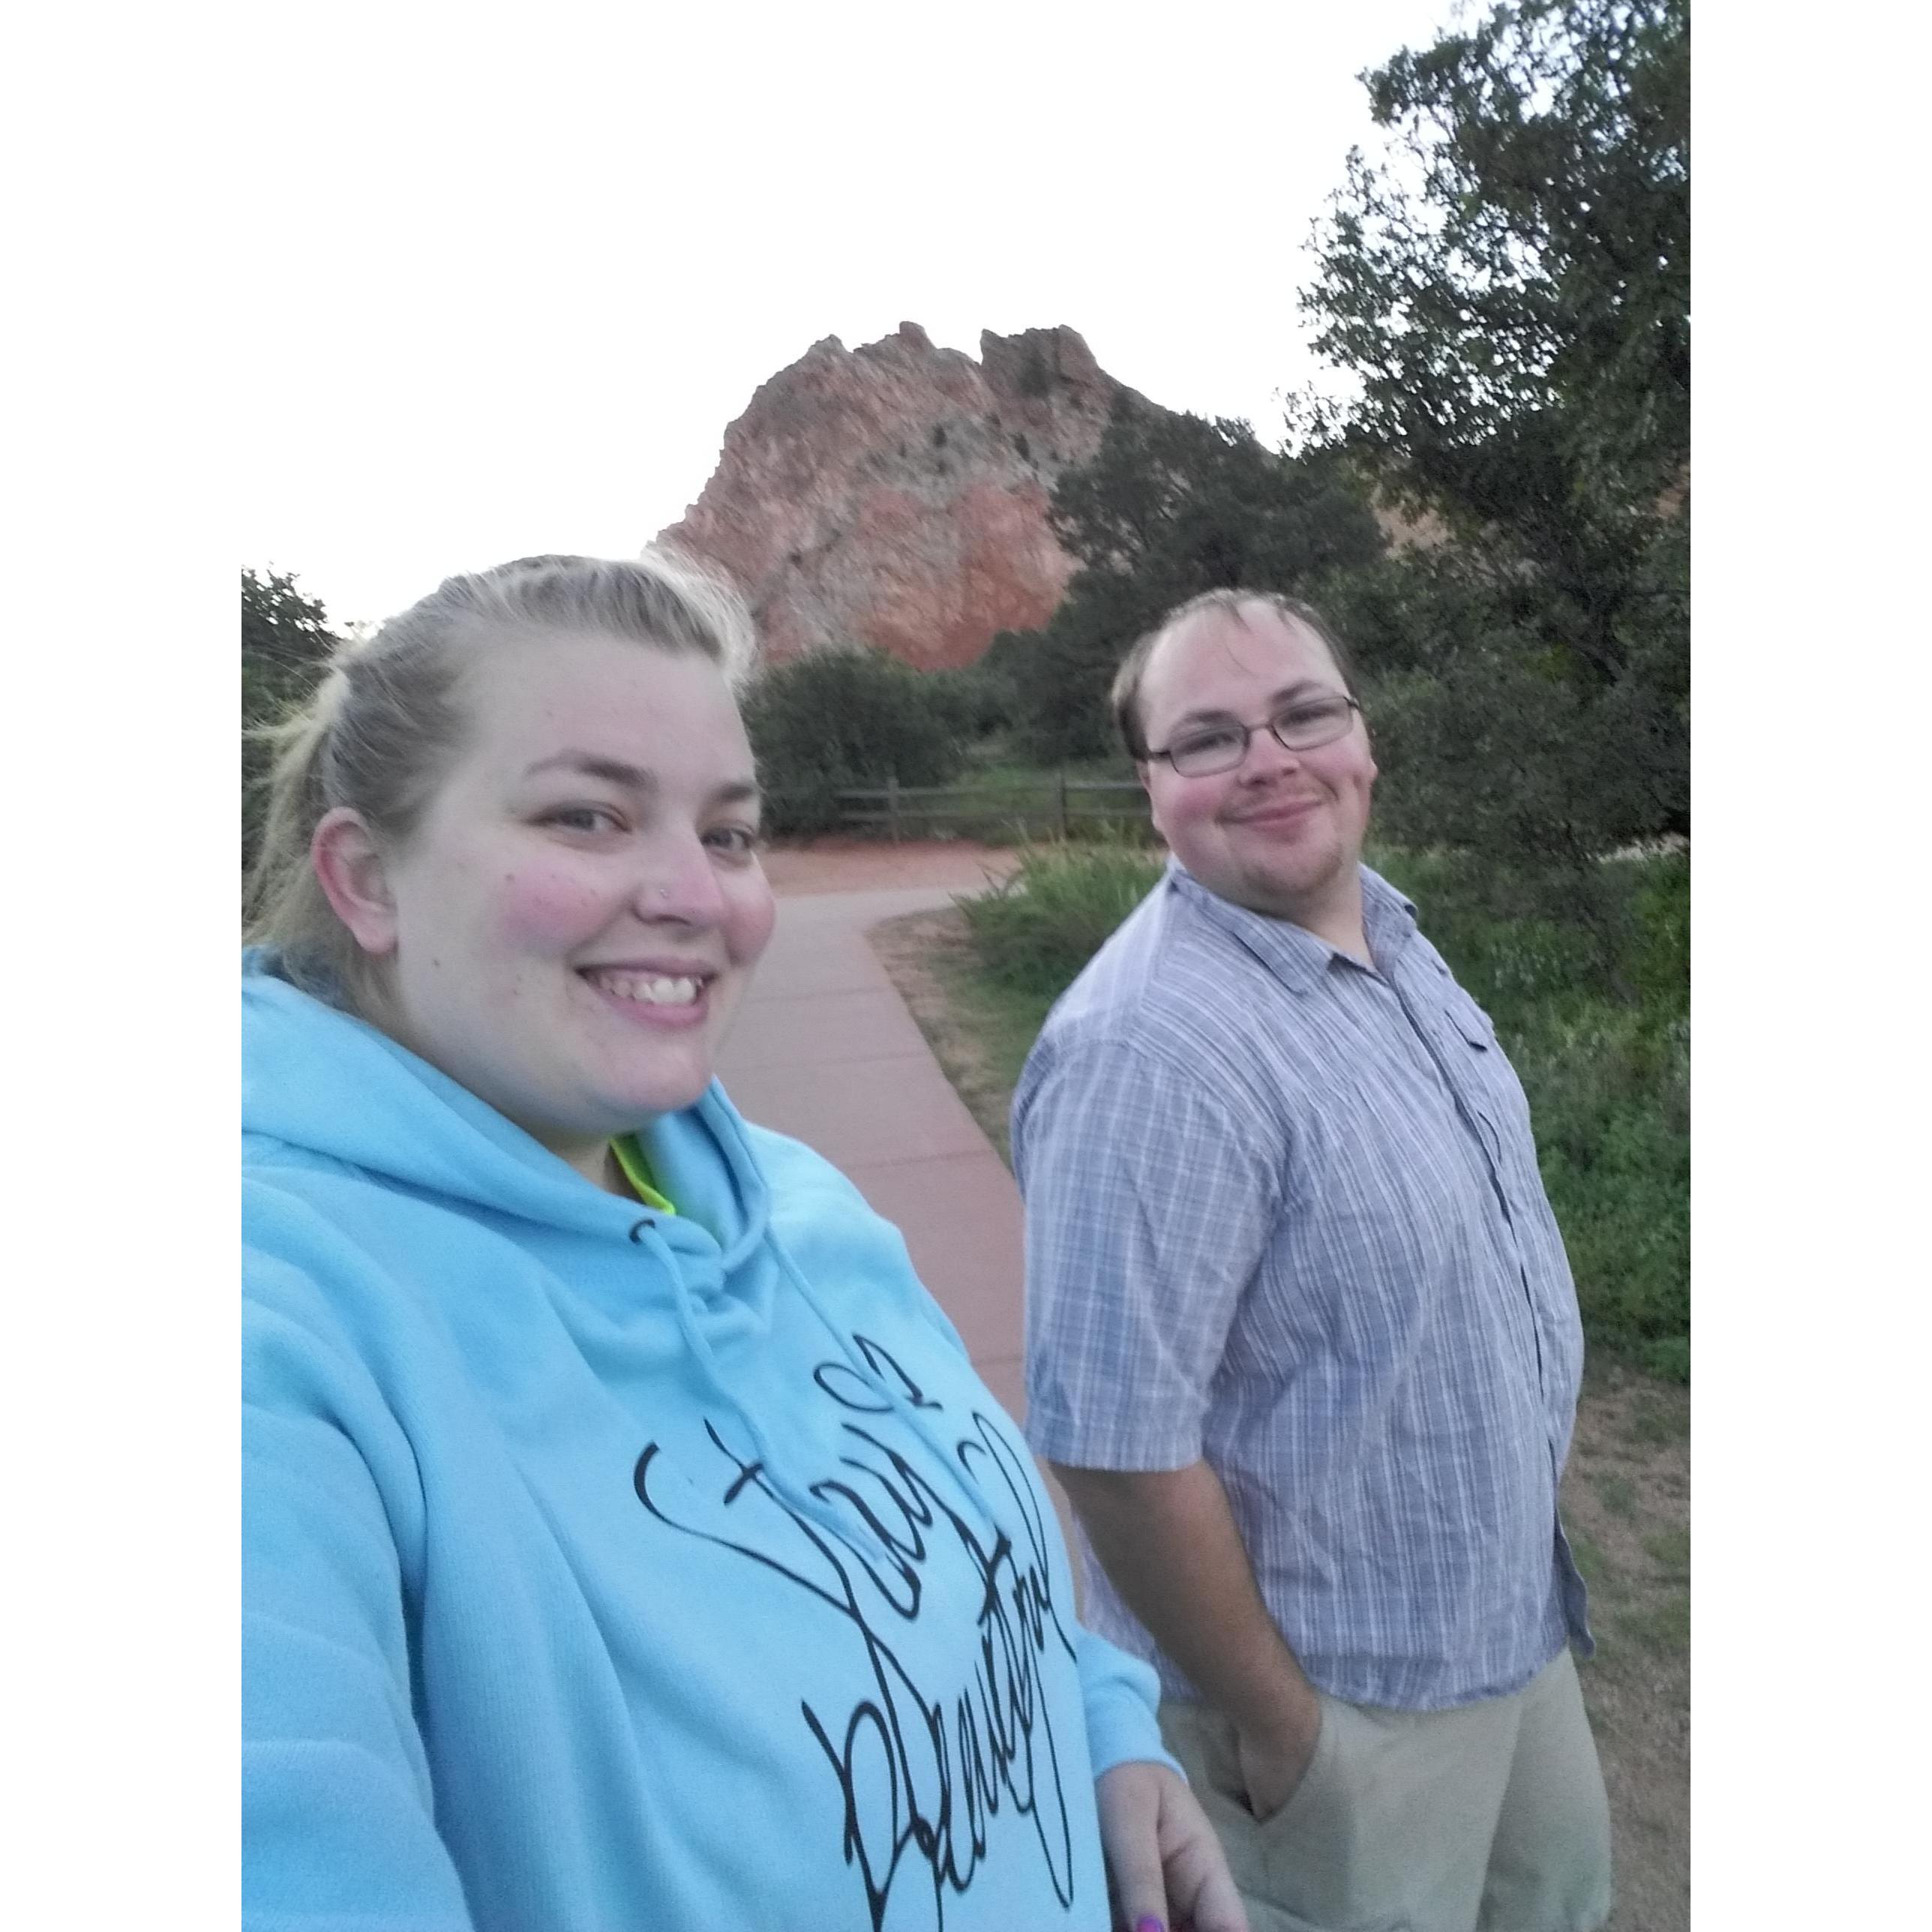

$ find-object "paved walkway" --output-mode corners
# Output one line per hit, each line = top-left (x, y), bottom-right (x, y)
(713, 842), (1032, 1426)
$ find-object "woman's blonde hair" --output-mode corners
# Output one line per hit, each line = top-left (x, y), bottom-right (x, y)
(244, 548), (756, 1016)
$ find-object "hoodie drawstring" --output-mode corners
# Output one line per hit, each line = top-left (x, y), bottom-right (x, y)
(628, 1171), (1006, 1553)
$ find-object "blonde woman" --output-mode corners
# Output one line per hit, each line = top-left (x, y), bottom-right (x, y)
(242, 550), (1244, 1932)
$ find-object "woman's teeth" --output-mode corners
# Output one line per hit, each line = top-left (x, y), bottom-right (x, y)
(586, 970), (703, 1006)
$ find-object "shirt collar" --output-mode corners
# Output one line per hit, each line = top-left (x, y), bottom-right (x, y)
(1166, 858), (1418, 992)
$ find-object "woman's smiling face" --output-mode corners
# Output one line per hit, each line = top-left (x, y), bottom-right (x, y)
(344, 626), (776, 1179)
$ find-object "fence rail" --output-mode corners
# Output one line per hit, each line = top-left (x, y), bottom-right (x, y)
(812, 775), (1148, 841)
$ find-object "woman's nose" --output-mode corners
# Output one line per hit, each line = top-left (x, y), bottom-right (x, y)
(632, 838), (727, 925)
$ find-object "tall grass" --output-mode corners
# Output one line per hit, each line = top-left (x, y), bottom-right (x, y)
(957, 838), (1168, 996)
(956, 841), (1690, 1379)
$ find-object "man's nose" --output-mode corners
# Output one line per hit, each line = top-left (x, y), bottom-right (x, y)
(1237, 722), (1300, 780)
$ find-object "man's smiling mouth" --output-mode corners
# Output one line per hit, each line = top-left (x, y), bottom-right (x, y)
(1228, 795), (1324, 826)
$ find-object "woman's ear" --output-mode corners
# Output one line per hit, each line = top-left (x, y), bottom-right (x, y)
(311, 808), (400, 956)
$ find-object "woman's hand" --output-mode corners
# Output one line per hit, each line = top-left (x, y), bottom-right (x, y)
(1094, 1760), (1249, 1932)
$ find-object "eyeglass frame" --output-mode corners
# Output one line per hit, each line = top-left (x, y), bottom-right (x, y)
(1143, 692), (1364, 776)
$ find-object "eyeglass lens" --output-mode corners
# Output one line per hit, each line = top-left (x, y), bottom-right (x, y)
(1168, 697), (1353, 774)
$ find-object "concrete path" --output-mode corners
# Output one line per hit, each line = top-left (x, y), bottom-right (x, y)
(713, 844), (1032, 1427)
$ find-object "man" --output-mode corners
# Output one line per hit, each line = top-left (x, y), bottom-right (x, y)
(1014, 590), (1612, 1932)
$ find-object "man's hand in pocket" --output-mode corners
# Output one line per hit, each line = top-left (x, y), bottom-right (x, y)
(1234, 1693), (1324, 1822)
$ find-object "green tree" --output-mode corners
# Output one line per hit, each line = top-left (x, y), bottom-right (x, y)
(1301, 0), (1688, 851)
(242, 567), (340, 869)
(740, 646), (968, 834)
(1012, 401), (1388, 763)
(1305, 0), (1688, 658)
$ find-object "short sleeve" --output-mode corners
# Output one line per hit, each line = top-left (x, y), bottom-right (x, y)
(1016, 1040), (1283, 1471)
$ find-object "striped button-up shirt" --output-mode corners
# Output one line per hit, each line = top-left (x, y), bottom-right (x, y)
(1015, 862), (1591, 1712)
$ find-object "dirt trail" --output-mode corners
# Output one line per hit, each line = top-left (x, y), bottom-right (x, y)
(760, 835), (1018, 898)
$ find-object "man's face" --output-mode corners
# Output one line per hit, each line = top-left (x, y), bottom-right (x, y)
(1136, 603), (1378, 928)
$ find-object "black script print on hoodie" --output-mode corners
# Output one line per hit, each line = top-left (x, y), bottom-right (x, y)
(632, 1337), (1080, 1931)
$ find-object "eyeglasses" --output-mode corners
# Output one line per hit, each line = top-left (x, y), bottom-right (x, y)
(1146, 694), (1362, 777)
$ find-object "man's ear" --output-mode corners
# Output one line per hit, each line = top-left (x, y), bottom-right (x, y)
(311, 807), (400, 956)
(1353, 701), (1379, 784)
(1135, 758), (1153, 797)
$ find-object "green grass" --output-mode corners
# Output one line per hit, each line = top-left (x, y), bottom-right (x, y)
(960, 740), (1134, 784)
(906, 928), (1062, 1166)
(952, 837), (1690, 1378)
(874, 748), (1154, 846)
(1643, 1526), (1691, 1582)
(1566, 1530), (1612, 1594)
(959, 749), (1134, 784)
(1372, 847), (1689, 1377)
(1628, 1394), (1690, 1445)
(1593, 1474), (1640, 1520)
(956, 838), (1168, 997)
(1616, 1591), (1690, 1658)
(887, 777), (1154, 848)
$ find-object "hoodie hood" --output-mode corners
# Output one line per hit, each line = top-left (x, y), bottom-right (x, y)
(243, 951), (769, 1264)
(242, 951), (984, 1531)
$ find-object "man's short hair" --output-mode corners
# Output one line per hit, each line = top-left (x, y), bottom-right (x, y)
(1108, 589), (1360, 760)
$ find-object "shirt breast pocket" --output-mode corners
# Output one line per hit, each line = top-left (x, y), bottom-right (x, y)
(1436, 976), (1498, 1052)
(1442, 987), (1538, 1144)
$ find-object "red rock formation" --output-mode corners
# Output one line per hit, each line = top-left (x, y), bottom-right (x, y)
(657, 322), (1158, 670)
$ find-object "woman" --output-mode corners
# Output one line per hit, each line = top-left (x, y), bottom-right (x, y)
(242, 550), (1245, 1932)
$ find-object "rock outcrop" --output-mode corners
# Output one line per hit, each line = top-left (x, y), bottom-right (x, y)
(657, 323), (1156, 670)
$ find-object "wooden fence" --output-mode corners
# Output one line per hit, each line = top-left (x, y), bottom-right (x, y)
(815, 774), (1149, 842)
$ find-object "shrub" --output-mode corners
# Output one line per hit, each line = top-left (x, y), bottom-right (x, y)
(1362, 636), (1687, 874)
(1512, 1004), (1689, 1373)
(925, 661), (1022, 741)
(1627, 850), (1690, 1012)
(957, 837), (1166, 996)
(741, 646), (967, 835)
(1376, 848), (1690, 1376)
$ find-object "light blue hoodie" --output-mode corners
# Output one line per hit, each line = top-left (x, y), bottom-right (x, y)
(243, 957), (1175, 1931)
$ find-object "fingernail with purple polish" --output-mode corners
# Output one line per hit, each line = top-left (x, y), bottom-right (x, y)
(1134, 1918), (1166, 1932)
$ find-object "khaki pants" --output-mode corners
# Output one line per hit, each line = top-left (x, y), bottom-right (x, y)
(1160, 1651), (1612, 1932)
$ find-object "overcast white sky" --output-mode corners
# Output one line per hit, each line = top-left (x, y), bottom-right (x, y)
(238, 0), (1466, 630)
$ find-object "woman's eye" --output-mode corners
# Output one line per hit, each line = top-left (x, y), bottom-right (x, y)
(704, 825), (761, 858)
(544, 806), (622, 835)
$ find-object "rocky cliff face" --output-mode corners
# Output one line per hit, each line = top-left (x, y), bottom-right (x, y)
(657, 322), (1154, 670)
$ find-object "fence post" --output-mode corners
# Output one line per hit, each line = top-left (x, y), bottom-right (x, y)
(1056, 767), (1069, 838)
(886, 774), (900, 844)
